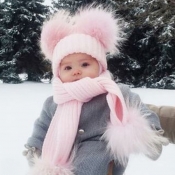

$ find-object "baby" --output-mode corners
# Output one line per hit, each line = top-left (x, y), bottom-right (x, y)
(24, 7), (168, 175)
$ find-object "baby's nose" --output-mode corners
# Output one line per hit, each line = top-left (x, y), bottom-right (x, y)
(73, 69), (81, 75)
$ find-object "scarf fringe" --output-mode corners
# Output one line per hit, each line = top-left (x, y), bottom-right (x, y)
(101, 105), (169, 166)
(28, 155), (74, 175)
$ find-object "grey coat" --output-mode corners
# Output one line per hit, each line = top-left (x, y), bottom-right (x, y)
(26, 84), (162, 175)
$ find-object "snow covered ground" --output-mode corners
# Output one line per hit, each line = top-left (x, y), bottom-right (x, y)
(0, 82), (175, 175)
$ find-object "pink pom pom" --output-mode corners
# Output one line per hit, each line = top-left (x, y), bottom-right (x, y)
(28, 156), (74, 175)
(40, 10), (71, 60)
(102, 105), (169, 166)
(40, 7), (124, 60)
(75, 7), (123, 53)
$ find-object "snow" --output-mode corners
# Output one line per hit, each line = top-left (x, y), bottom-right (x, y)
(0, 82), (175, 175)
(44, 0), (52, 6)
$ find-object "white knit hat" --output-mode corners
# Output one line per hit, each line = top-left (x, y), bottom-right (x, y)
(52, 33), (106, 76)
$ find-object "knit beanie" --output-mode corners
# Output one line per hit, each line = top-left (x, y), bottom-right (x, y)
(40, 7), (123, 77)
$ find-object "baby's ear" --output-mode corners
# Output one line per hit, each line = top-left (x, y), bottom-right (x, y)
(40, 10), (71, 61)
(75, 7), (124, 54)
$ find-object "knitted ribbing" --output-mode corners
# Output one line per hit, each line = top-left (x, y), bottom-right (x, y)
(42, 71), (128, 167)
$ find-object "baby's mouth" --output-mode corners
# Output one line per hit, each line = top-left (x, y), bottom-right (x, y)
(73, 78), (80, 82)
(73, 76), (82, 82)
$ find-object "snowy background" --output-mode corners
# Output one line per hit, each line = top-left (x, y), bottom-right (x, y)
(0, 82), (175, 175)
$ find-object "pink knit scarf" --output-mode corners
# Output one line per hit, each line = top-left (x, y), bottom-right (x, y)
(42, 71), (128, 164)
(30, 72), (168, 175)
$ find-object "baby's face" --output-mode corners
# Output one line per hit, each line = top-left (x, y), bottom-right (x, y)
(59, 53), (99, 83)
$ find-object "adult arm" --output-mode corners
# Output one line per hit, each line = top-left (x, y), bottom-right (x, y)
(147, 104), (175, 144)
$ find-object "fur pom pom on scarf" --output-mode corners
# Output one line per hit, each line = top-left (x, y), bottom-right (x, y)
(28, 71), (168, 175)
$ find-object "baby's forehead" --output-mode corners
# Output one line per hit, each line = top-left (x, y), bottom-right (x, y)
(60, 53), (96, 64)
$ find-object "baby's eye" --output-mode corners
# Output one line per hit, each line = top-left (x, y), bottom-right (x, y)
(82, 62), (90, 67)
(64, 66), (72, 70)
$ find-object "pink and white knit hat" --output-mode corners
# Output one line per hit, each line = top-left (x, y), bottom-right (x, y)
(40, 7), (123, 76)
